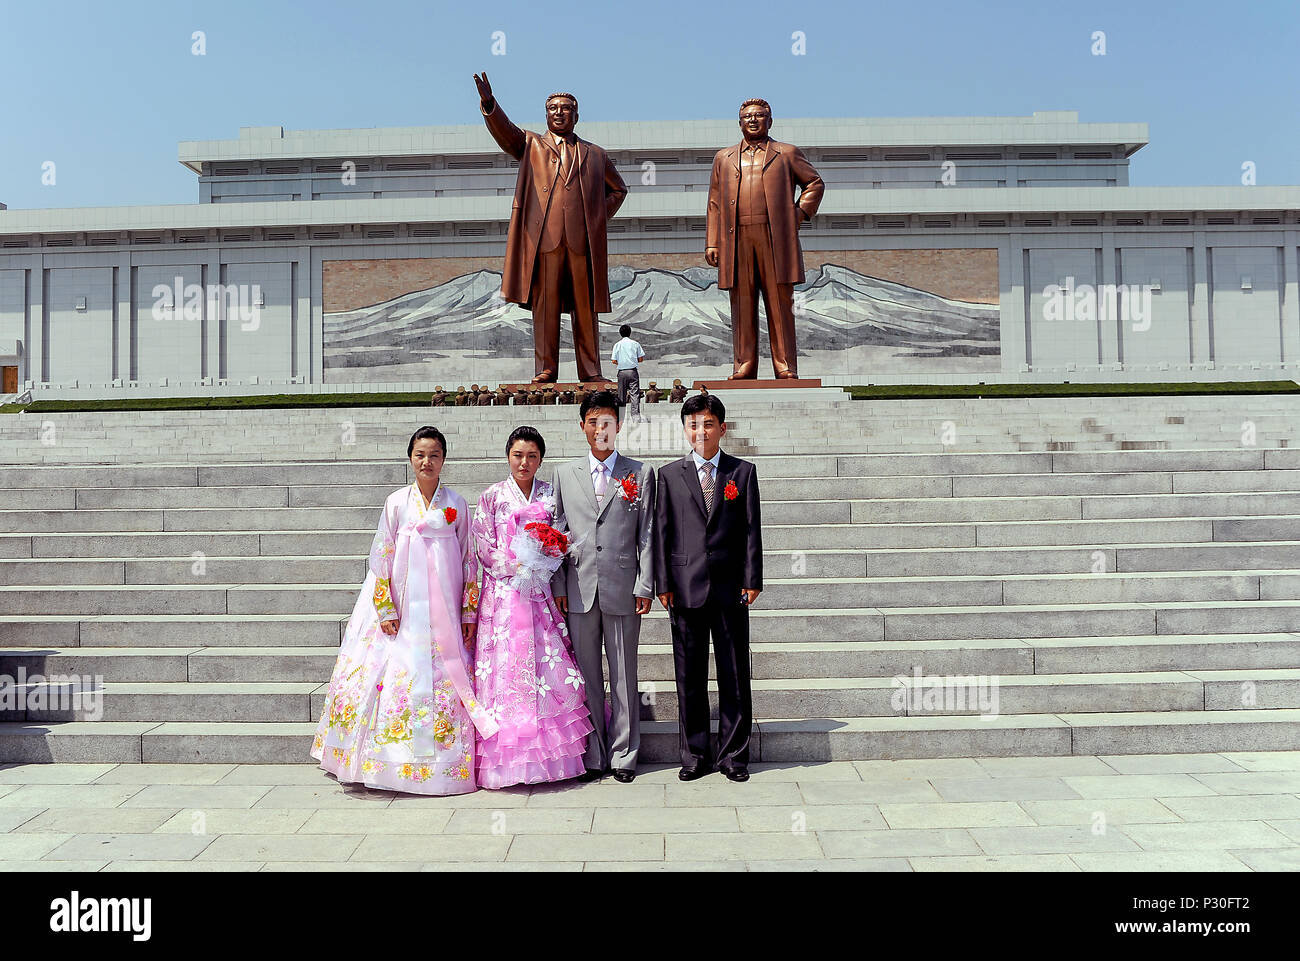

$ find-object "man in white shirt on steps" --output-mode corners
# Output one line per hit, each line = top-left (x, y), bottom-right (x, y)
(610, 324), (645, 422)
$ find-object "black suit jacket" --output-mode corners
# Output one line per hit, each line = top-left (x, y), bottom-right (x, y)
(653, 451), (762, 609)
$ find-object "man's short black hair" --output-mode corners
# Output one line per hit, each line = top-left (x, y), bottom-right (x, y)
(619, 324), (632, 338)
(680, 393), (726, 424)
(580, 389), (621, 423)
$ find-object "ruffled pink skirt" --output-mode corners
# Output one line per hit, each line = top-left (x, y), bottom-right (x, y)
(476, 703), (593, 789)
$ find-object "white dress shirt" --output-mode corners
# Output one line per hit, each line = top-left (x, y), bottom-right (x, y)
(610, 337), (645, 370)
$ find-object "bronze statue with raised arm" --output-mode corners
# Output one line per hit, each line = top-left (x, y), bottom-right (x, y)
(706, 99), (824, 379)
(474, 72), (628, 384)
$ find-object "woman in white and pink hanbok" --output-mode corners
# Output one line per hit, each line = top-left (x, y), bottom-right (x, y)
(311, 427), (498, 794)
(469, 426), (593, 789)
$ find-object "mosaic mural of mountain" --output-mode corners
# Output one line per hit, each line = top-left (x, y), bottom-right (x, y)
(322, 261), (1000, 383)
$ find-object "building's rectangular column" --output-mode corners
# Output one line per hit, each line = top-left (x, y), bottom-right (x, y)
(205, 250), (222, 380)
(1284, 230), (1300, 366)
(295, 246), (310, 382)
(116, 253), (132, 382)
(1099, 231), (1118, 364)
(999, 237), (1025, 374)
(1009, 234), (1028, 371)
(1191, 234), (1210, 364)
(310, 244), (324, 385)
(31, 258), (46, 384)
(17, 257), (39, 387)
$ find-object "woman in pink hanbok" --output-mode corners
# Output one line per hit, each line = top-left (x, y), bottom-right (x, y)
(469, 426), (593, 789)
(311, 426), (498, 794)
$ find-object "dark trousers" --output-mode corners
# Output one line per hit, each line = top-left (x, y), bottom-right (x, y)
(669, 590), (752, 769)
(617, 367), (640, 419)
(730, 222), (797, 377)
(531, 242), (603, 382)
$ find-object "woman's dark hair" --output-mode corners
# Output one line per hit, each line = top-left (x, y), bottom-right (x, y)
(619, 323), (632, 338)
(579, 389), (621, 424)
(680, 393), (726, 424)
(407, 426), (448, 458)
(506, 425), (546, 459)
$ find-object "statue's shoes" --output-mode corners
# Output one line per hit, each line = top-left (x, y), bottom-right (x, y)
(531, 370), (557, 383)
(776, 371), (799, 379)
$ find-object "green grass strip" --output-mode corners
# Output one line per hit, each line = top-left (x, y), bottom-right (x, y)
(843, 380), (1300, 400)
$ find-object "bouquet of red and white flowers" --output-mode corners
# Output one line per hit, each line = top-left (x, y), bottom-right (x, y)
(507, 505), (578, 597)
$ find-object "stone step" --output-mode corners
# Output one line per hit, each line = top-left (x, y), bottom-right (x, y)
(8, 568), (1300, 613)
(2, 406), (1296, 427)
(0, 470), (1286, 510)
(0, 615), (346, 648)
(7, 669), (1300, 724)
(4, 465), (1300, 506)
(4, 709), (1299, 763)
(0, 518), (1271, 561)
(5, 596), (1300, 642)
(3, 446), (1299, 486)
(759, 517), (1300, 550)
(11, 486), (1300, 527)
(6, 541), (1300, 583)
(2, 419), (1293, 444)
(16, 440), (1300, 462)
(754, 710), (1300, 761)
(6, 632), (1300, 689)
(11, 630), (1300, 680)
(5, 421), (1295, 447)
(5, 514), (1300, 555)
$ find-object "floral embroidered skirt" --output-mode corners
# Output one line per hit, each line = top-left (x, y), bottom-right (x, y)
(472, 584), (594, 790)
(311, 575), (477, 795)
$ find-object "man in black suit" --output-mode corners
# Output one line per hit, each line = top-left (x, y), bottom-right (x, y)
(654, 393), (762, 782)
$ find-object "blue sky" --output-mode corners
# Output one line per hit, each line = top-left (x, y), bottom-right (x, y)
(1, 0), (1296, 210)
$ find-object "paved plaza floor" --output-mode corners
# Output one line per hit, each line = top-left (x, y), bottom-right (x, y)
(1, 753), (1298, 872)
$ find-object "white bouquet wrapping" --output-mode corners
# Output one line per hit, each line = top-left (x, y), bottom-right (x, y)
(506, 514), (580, 600)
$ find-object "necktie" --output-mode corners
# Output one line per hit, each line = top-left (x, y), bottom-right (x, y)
(699, 461), (715, 517)
(559, 138), (571, 183)
(594, 463), (608, 506)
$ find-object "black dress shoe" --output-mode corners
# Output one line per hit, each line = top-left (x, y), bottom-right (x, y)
(718, 766), (749, 782)
(577, 768), (605, 783)
(678, 765), (710, 781)
(612, 769), (636, 783)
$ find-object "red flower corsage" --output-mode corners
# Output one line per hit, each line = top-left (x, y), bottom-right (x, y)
(443, 507), (457, 524)
(723, 480), (739, 501)
(618, 474), (640, 504)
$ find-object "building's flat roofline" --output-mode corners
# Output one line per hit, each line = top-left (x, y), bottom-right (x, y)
(177, 111), (1149, 172)
(1, 186), (1295, 237)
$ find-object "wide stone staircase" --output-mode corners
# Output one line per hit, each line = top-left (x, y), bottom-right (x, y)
(2, 389), (1300, 763)
(2, 390), (1299, 462)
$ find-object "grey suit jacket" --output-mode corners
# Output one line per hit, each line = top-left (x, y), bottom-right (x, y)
(549, 453), (656, 615)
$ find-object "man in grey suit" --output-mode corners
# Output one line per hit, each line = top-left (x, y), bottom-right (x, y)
(551, 389), (656, 782)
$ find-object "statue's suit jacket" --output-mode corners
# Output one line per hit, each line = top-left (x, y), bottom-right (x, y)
(652, 451), (763, 610)
(480, 99), (629, 313)
(549, 454), (656, 615)
(705, 139), (824, 290)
